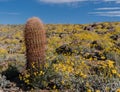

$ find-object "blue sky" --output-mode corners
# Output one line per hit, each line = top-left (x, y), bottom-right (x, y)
(0, 0), (120, 24)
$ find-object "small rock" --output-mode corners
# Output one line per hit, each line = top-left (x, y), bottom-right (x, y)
(56, 44), (73, 55)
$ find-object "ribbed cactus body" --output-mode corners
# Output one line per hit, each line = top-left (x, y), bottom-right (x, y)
(24, 17), (46, 68)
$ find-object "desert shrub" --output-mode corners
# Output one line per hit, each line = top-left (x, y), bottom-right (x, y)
(0, 48), (8, 62)
(20, 61), (59, 89)
(20, 56), (120, 91)
(2, 65), (20, 80)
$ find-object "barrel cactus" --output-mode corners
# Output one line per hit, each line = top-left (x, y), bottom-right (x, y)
(24, 17), (46, 69)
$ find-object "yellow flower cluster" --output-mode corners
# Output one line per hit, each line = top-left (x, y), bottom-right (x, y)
(0, 48), (8, 55)
(107, 60), (114, 68)
(53, 63), (73, 73)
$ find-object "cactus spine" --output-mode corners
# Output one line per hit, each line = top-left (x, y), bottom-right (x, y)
(24, 17), (46, 69)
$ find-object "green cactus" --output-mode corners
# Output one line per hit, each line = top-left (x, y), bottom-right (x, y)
(24, 17), (46, 69)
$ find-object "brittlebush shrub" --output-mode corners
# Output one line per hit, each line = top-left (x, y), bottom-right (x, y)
(20, 56), (120, 91)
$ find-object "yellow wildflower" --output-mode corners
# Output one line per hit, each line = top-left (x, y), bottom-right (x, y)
(96, 90), (100, 92)
(25, 79), (30, 84)
(86, 82), (90, 87)
(39, 71), (44, 75)
(107, 60), (114, 68)
(32, 63), (35, 68)
(19, 75), (22, 80)
(45, 63), (49, 68)
(0, 48), (7, 54)
(34, 72), (37, 76)
(80, 72), (87, 78)
(53, 85), (56, 89)
(61, 80), (64, 84)
(105, 87), (110, 91)
(75, 71), (79, 75)
(25, 74), (30, 78)
(116, 88), (120, 92)
(101, 56), (105, 59)
(112, 69), (117, 74)
(117, 73), (120, 77)
(82, 74), (87, 78)
(87, 89), (92, 92)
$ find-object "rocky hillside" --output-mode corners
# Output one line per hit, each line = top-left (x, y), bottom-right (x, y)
(0, 22), (120, 91)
